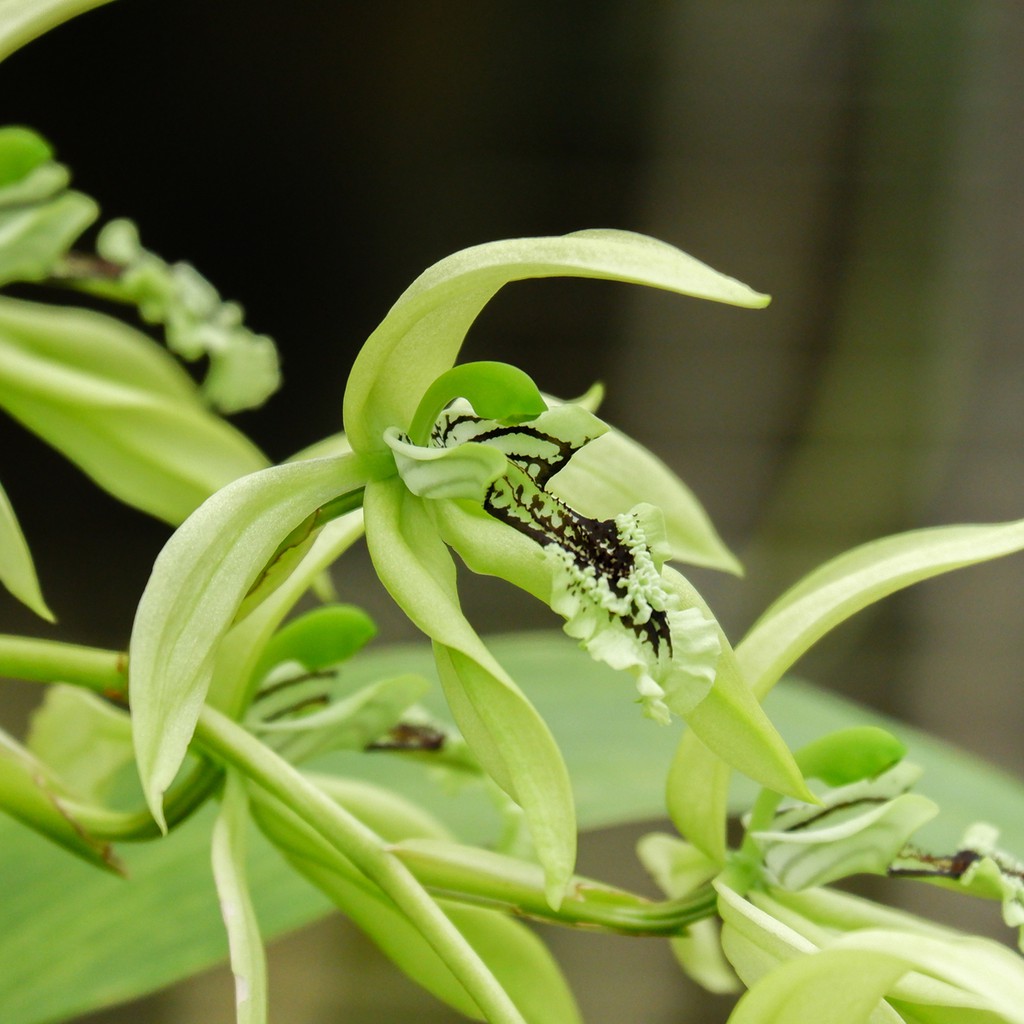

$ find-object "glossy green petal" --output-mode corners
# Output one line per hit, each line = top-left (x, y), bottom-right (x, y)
(0, 479), (53, 621)
(363, 477), (576, 902)
(344, 229), (768, 454)
(130, 455), (367, 828)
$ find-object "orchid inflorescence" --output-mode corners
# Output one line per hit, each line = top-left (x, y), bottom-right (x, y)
(2, 121), (1024, 1024)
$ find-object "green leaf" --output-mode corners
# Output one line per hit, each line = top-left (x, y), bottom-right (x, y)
(0, 479), (53, 621)
(343, 229), (769, 454)
(0, 0), (115, 62)
(211, 774), (267, 1024)
(0, 296), (268, 524)
(129, 455), (368, 828)
(669, 517), (1024, 861)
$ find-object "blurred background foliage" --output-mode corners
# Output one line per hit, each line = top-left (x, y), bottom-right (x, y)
(1, 2), (1022, 1021)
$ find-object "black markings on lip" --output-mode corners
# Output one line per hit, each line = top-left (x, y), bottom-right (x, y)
(431, 406), (672, 655)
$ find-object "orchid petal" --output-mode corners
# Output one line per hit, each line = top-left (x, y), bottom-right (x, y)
(130, 455), (368, 828)
(670, 516), (1024, 865)
(726, 947), (912, 1024)
(344, 229), (768, 454)
(211, 773), (267, 1024)
(363, 477), (576, 902)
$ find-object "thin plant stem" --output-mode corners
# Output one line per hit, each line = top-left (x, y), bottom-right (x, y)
(0, 634), (127, 700)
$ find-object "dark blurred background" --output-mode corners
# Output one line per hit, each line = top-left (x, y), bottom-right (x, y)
(1, 2), (1023, 1021)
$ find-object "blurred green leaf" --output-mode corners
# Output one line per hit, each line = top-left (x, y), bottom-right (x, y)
(0, 192), (96, 285)
(0, 296), (268, 524)
(3, 634), (1024, 1022)
(27, 685), (133, 803)
(0, 126), (96, 282)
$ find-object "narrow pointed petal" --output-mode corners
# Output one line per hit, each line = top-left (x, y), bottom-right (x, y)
(364, 478), (577, 900)
(0, 480), (53, 621)
(211, 774), (268, 1024)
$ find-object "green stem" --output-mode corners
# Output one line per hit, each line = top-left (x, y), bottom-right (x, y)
(0, 635), (219, 839)
(193, 706), (528, 1024)
(0, 634), (127, 700)
(390, 838), (717, 935)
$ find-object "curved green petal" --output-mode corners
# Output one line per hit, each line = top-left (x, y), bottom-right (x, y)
(0, 0), (115, 62)
(738, 517), (1024, 702)
(130, 455), (367, 828)
(0, 479), (52, 621)
(384, 427), (507, 500)
(344, 230), (768, 454)
(834, 930), (1024, 1024)
(726, 948), (912, 1024)
(363, 477), (576, 903)
(670, 517), (1024, 863)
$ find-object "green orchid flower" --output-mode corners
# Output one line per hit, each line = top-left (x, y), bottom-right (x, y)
(716, 880), (1024, 1024)
(129, 229), (808, 904)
